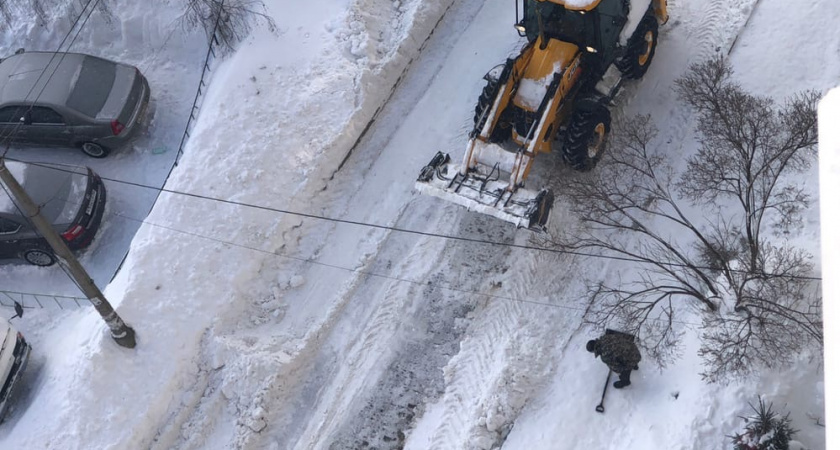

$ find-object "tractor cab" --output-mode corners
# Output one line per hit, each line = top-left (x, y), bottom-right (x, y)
(516, 0), (630, 75)
(521, 1), (589, 45)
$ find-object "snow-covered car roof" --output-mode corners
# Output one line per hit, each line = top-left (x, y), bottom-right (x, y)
(0, 52), (87, 106)
(0, 161), (89, 225)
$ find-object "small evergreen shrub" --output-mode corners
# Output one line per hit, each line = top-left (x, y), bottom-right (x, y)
(730, 397), (798, 450)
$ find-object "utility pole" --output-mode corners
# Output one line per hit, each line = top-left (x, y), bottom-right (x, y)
(0, 158), (136, 348)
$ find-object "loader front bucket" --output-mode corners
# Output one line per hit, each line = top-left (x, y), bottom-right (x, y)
(415, 151), (554, 232)
(525, 188), (554, 230)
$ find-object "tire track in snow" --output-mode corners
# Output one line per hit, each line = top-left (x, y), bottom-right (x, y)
(295, 233), (453, 449)
(429, 269), (526, 448)
(149, 344), (215, 449)
(430, 306), (516, 448)
(430, 287), (513, 449)
(690, 0), (730, 61)
(423, 220), (525, 450)
(313, 208), (517, 450)
(689, 0), (760, 62)
(213, 1), (495, 445)
(419, 216), (581, 450)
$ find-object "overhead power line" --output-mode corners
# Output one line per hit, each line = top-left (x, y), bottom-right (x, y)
(0, 187), (704, 327)
(109, 210), (705, 328)
(5, 157), (824, 283)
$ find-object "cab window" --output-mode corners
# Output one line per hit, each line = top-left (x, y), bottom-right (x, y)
(0, 106), (27, 124)
(0, 217), (21, 234)
(29, 106), (64, 125)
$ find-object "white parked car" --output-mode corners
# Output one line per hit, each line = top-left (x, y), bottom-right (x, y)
(0, 308), (30, 422)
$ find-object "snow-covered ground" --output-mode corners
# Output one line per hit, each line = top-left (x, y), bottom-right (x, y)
(0, 0), (835, 449)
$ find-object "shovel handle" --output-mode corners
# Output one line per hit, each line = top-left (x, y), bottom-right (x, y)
(595, 369), (611, 413)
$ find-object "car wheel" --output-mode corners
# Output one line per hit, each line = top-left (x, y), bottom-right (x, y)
(80, 142), (110, 158)
(22, 248), (56, 266)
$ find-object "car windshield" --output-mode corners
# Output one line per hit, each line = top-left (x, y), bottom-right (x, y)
(65, 56), (115, 117)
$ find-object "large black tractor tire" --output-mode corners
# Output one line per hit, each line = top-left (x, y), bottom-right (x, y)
(562, 106), (611, 172)
(473, 81), (495, 127)
(473, 80), (508, 142)
(617, 15), (659, 80)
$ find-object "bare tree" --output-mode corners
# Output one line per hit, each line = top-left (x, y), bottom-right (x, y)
(543, 58), (822, 382)
(0, 0), (112, 31)
(180, 0), (275, 53)
(0, 1), (10, 25)
(675, 57), (818, 246)
(68, 0), (114, 26)
(0, 0), (46, 26)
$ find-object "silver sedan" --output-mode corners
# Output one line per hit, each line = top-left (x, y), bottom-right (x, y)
(0, 50), (150, 157)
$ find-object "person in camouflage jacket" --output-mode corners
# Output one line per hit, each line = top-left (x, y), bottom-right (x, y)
(586, 330), (641, 389)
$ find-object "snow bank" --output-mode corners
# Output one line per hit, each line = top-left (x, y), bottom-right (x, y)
(0, 0), (454, 448)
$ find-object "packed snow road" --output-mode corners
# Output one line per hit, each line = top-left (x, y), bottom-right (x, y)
(203, 0), (755, 448)
(143, 0), (586, 448)
(0, 0), (833, 449)
(237, 0), (830, 448)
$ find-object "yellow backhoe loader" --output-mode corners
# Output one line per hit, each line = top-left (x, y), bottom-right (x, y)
(416, 0), (668, 231)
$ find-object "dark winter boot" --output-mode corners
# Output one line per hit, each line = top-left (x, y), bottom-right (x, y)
(613, 379), (630, 389)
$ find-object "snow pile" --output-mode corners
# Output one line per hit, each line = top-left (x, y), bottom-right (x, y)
(514, 60), (565, 111)
(0, 0), (454, 448)
(469, 326), (553, 449)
